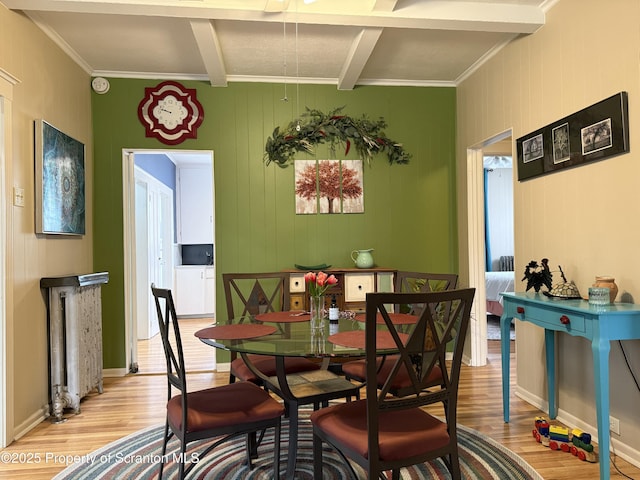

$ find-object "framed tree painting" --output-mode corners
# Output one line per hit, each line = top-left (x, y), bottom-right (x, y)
(295, 160), (319, 214)
(35, 120), (86, 235)
(340, 160), (363, 213)
(294, 160), (363, 214)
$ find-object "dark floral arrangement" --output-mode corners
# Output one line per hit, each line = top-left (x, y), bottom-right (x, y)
(264, 106), (411, 167)
(522, 258), (553, 293)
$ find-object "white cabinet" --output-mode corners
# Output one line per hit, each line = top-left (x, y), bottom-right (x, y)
(204, 267), (215, 313)
(177, 166), (214, 244)
(175, 266), (215, 316)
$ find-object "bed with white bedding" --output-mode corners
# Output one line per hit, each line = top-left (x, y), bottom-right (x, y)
(485, 271), (515, 316)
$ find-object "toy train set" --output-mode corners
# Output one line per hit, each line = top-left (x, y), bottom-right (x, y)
(533, 417), (598, 463)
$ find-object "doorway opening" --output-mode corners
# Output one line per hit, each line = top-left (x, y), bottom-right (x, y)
(123, 149), (216, 375)
(0, 95), (8, 447)
(465, 130), (515, 366)
(483, 153), (515, 343)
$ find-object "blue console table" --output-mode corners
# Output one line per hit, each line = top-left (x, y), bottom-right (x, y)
(501, 292), (640, 480)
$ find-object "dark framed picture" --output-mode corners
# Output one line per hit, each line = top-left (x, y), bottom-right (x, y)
(552, 123), (570, 164)
(523, 134), (544, 163)
(581, 118), (612, 155)
(35, 120), (86, 235)
(516, 92), (629, 181)
(516, 129), (546, 180)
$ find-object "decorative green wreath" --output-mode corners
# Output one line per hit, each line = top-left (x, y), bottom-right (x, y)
(264, 106), (411, 167)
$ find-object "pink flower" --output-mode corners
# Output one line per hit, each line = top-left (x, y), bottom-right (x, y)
(316, 271), (328, 286)
(305, 271), (337, 297)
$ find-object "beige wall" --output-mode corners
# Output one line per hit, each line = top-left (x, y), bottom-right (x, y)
(0, 5), (93, 440)
(457, 0), (640, 460)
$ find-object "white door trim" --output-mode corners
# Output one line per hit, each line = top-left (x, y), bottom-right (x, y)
(465, 129), (513, 367)
(0, 69), (19, 447)
(0, 93), (8, 446)
(123, 152), (137, 373)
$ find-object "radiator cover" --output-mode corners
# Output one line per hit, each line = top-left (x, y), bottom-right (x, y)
(41, 273), (109, 422)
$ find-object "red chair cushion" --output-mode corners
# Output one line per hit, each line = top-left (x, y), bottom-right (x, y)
(310, 400), (449, 461)
(342, 355), (443, 390)
(231, 354), (320, 383)
(167, 381), (285, 434)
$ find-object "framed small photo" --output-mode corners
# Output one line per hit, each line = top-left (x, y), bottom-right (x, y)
(581, 118), (612, 155)
(552, 123), (570, 164)
(35, 120), (86, 235)
(522, 134), (544, 163)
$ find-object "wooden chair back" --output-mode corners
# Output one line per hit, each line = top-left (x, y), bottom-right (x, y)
(151, 285), (187, 398)
(394, 271), (459, 315)
(365, 288), (475, 440)
(222, 272), (290, 319)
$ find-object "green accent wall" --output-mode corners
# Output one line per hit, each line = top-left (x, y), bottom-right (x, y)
(92, 80), (457, 369)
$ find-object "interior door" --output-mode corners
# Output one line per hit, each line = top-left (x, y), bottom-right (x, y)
(135, 167), (174, 340)
(134, 176), (151, 340)
(154, 183), (173, 292)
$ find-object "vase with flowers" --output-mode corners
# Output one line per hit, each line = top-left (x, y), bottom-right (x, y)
(305, 271), (338, 330)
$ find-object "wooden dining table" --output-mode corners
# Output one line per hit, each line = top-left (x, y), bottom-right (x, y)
(195, 311), (411, 479)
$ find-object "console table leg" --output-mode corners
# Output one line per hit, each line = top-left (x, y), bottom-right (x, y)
(544, 329), (556, 419)
(500, 313), (511, 422)
(593, 337), (611, 480)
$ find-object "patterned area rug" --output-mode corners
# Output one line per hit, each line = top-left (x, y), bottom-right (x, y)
(53, 410), (541, 480)
(487, 315), (515, 341)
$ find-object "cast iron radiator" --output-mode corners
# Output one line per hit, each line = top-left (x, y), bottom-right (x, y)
(41, 272), (109, 423)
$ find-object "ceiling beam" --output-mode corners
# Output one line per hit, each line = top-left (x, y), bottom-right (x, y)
(372, 0), (399, 12)
(190, 19), (227, 86)
(338, 27), (383, 90)
(2, 1), (545, 34)
(264, 0), (290, 13)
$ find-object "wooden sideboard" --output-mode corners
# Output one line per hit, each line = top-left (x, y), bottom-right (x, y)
(284, 268), (396, 312)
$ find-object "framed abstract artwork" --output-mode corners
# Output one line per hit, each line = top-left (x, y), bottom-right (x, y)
(516, 92), (629, 181)
(35, 120), (86, 235)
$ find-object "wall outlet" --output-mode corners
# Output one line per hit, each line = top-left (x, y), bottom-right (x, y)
(610, 415), (620, 435)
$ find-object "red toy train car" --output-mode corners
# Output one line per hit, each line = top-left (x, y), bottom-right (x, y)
(533, 417), (598, 463)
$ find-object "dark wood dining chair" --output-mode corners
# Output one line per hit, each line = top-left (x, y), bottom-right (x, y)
(223, 272), (320, 384)
(342, 271), (458, 393)
(151, 285), (285, 479)
(311, 288), (475, 480)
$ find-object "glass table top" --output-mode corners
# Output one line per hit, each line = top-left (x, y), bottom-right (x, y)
(196, 312), (413, 358)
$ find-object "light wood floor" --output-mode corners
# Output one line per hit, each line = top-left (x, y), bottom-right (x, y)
(135, 317), (216, 374)
(1, 323), (638, 480)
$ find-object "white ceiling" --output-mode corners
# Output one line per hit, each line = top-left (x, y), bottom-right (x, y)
(2, 0), (554, 89)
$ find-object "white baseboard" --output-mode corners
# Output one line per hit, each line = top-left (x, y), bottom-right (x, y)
(515, 386), (548, 413)
(103, 368), (128, 377)
(13, 404), (49, 441)
(216, 362), (230, 372)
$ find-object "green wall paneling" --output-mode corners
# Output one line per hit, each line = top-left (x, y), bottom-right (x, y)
(92, 80), (457, 368)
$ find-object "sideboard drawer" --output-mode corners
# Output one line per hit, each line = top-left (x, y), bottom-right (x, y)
(344, 273), (375, 302)
(290, 274), (306, 293)
(514, 304), (586, 333)
(290, 294), (305, 311)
